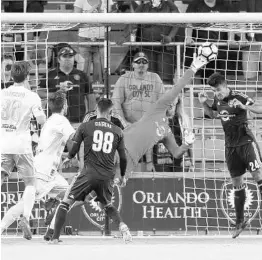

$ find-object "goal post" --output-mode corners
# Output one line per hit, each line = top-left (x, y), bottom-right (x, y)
(1, 13), (262, 236)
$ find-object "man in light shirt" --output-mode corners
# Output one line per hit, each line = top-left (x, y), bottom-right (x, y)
(112, 52), (164, 171)
(112, 51), (164, 125)
(1, 61), (46, 239)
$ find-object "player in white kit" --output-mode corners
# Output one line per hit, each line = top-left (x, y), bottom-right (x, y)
(1, 61), (46, 239)
(1, 90), (75, 239)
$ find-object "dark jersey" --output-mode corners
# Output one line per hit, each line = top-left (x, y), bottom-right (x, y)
(212, 90), (255, 147)
(82, 111), (127, 130)
(69, 118), (125, 180)
(39, 67), (92, 122)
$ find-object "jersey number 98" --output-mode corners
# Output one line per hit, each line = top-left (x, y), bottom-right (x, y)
(92, 130), (114, 154)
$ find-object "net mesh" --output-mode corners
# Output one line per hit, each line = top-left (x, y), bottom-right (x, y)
(1, 19), (262, 236)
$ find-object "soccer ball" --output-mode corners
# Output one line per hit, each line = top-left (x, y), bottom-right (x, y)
(198, 42), (218, 62)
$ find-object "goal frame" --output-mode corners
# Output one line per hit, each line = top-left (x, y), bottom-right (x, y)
(2, 12), (262, 24)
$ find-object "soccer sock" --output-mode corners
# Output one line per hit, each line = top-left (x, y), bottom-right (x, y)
(257, 180), (262, 197)
(22, 185), (36, 221)
(52, 202), (70, 240)
(105, 205), (122, 227)
(49, 200), (84, 229)
(234, 184), (246, 225)
(49, 208), (58, 230)
(1, 200), (24, 233)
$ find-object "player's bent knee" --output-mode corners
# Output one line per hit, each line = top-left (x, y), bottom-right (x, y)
(62, 197), (75, 207)
(231, 176), (244, 187)
(23, 176), (36, 186)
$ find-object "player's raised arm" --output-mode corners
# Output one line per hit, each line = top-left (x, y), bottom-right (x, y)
(232, 98), (262, 114)
(154, 43), (217, 111)
(67, 124), (84, 159)
(198, 91), (218, 119)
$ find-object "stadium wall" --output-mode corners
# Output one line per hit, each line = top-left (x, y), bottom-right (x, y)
(2, 173), (261, 234)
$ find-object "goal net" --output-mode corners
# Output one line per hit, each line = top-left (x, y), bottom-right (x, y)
(1, 13), (262, 237)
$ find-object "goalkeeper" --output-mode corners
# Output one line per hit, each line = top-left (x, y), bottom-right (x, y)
(120, 50), (211, 178)
(77, 44), (213, 178)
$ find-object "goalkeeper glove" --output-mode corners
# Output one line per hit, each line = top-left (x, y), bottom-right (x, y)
(184, 130), (195, 146)
(190, 54), (208, 73)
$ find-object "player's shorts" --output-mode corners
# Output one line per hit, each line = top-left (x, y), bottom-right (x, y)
(68, 170), (114, 205)
(35, 173), (69, 200)
(1, 153), (34, 180)
(225, 142), (262, 178)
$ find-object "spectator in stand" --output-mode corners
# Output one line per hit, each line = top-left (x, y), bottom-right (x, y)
(112, 51), (164, 171)
(38, 43), (96, 123)
(74, 0), (108, 83)
(153, 96), (193, 172)
(1, 55), (14, 89)
(127, 0), (180, 84)
(184, 0), (233, 84)
(238, 0), (262, 84)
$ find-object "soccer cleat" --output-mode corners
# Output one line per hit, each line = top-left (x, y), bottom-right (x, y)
(119, 223), (132, 243)
(18, 216), (32, 240)
(48, 239), (61, 245)
(43, 228), (54, 241)
(232, 220), (248, 239)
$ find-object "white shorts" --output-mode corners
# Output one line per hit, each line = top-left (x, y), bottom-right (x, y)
(35, 174), (69, 200)
(1, 153), (34, 179)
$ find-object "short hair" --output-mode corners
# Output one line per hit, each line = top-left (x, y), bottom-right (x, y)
(49, 90), (67, 113)
(11, 61), (31, 83)
(207, 72), (226, 88)
(97, 98), (114, 114)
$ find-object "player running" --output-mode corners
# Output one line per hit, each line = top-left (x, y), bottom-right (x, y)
(50, 98), (132, 243)
(198, 72), (262, 239)
(1, 61), (46, 240)
(1, 90), (75, 237)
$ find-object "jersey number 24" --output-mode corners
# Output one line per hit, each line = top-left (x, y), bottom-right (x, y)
(92, 130), (114, 154)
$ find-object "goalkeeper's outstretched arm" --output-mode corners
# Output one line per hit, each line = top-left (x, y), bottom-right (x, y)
(154, 51), (211, 112)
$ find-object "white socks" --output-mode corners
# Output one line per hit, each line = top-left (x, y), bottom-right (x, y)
(1, 200), (24, 233)
(22, 185), (36, 221)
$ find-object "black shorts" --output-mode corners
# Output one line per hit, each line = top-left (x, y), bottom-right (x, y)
(68, 171), (114, 205)
(225, 142), (262, 178)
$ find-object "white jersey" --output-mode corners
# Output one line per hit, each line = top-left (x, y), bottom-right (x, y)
(1, 85), (45, 154)
(34, 113), (75, 179)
